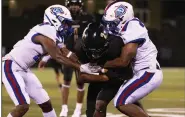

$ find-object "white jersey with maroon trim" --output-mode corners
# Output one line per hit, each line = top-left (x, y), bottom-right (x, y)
(3, 23), (64, 70)
(114, 18), (159, 73)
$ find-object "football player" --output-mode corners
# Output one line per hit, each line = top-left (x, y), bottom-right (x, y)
(74, 23), (147, 117)
(62, 1), (95, 116)
(39, 1), (95, 117)
(2, 5), (89, 117)
(100, 1), (163, 117)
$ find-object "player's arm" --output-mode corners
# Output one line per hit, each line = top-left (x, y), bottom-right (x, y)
(79, 73), (109, 82)
(60, 47), (79, 63)
(104, 43), (138, 68)
(34, 35), (81, 70)
(104, 20), (146, 68)
(38, 54), (51, 69)
(78, 69), (120, 83)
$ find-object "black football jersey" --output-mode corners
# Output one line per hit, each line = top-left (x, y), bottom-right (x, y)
(74, 35), (133, 82)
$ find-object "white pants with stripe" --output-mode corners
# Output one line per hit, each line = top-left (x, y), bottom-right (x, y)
(2, 60), (49, 106)
(114, 68), (163, 107)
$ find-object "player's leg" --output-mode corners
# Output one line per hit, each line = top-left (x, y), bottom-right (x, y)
(25, 71), (57, 117)
(114, 70), (163, 117)
(86, 83), (102, 117)
(2, 60), (30, 117)
(93, 82), (122, 117)
(133, 101), (152, 117)
(51, 59), (62, 88)
(72, 70), (85, 117)
(123, 80), (148, 113)
(60, 65), (73, 117)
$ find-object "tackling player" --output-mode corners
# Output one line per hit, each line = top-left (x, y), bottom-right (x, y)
(74, 23), (148, 117)
(100, 1), (163, 117)
(39, 1), (95, 117)
(2, 5), (87, 117)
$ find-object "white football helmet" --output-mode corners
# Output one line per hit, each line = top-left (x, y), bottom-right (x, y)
(44, 4), (73, 36)
(102, 1), (134, 34)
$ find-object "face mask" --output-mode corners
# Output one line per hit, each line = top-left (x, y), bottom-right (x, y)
(57, 17), (74, 37)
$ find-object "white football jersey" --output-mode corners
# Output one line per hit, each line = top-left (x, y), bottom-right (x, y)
(115, 18), (159, 73)
(3, 23), (65, 70)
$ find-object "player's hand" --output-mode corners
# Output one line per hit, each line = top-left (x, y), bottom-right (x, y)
(80, 63), (99, 75)
(38, 60), (47, 70)
(88, 63), (102, 72)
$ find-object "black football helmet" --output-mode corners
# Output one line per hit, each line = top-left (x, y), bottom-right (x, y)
(65, 0), (83, 7)
(82, 23), (110, 60)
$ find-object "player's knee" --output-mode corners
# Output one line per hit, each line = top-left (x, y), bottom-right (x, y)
(95, 100), (107, 114)
(114, 97), (126, 108)
(133, 101), (143, 109)
(77, 82), (85, 91)
(16, 104), (30, 114)
(38, 100), (53, 112)
(29, 87), (50, 106)
(63, 81), (71, 88)
(114, 100), (129, 113)
(115, 102), (126, 108)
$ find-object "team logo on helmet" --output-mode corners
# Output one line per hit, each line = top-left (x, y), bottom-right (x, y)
(114, 5), (127, 18)
(50, 7), (64, 15)
(100, 32), (108, 39)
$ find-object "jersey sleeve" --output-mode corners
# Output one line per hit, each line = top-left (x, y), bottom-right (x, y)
(120, 20), (147, 45)
(33, 24), (65, 48)
(33, 24), (58, 44)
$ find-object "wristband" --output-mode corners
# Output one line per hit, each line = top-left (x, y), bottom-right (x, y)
(67, 51), (72, 58)
(101, 68), (108, 73)
(42, 55), (51, 62)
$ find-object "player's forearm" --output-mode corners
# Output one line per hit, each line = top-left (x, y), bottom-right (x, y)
(104, 43), (137, 68)
(104, 58), (130, 68)
(55, 53), (80, 70)
(43, 41), (80, 70)
(60, 47), (79, 63)
(79, 73), (109, 83)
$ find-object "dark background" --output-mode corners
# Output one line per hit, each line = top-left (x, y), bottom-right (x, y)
(2, 0), (185, 67)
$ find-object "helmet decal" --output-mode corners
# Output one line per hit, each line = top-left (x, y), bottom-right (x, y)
(100, 32), (108, 39)
(50, 7), (64, 15)
(114, 5), (127, 18)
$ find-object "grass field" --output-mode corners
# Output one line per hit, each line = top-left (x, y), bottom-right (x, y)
(2, 68), (185, 117)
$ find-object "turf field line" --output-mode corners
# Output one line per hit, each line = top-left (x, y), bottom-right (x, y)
(81, 112), (185, 117)
(148, 113), (185, 117)
(145, 98), (185, 102)
(148, 108), (185, 114)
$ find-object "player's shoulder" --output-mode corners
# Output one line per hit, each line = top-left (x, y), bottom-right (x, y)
(32, 22), (57, 37)
(81, 11), (95, 19)
(33, 22), (55, 31)
(108, 35), (123, 41)
(120, 18), (148, 44)
(122, 17), (147, 33)
(81, 11), (91, 16)
(31, 22), (61, 43)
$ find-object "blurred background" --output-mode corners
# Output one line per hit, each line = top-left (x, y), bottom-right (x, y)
(2, 0), (185, 117)
(2, 0), (185, 67)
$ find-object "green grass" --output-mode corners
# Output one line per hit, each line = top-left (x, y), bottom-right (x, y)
(2, 68), (185, 117)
